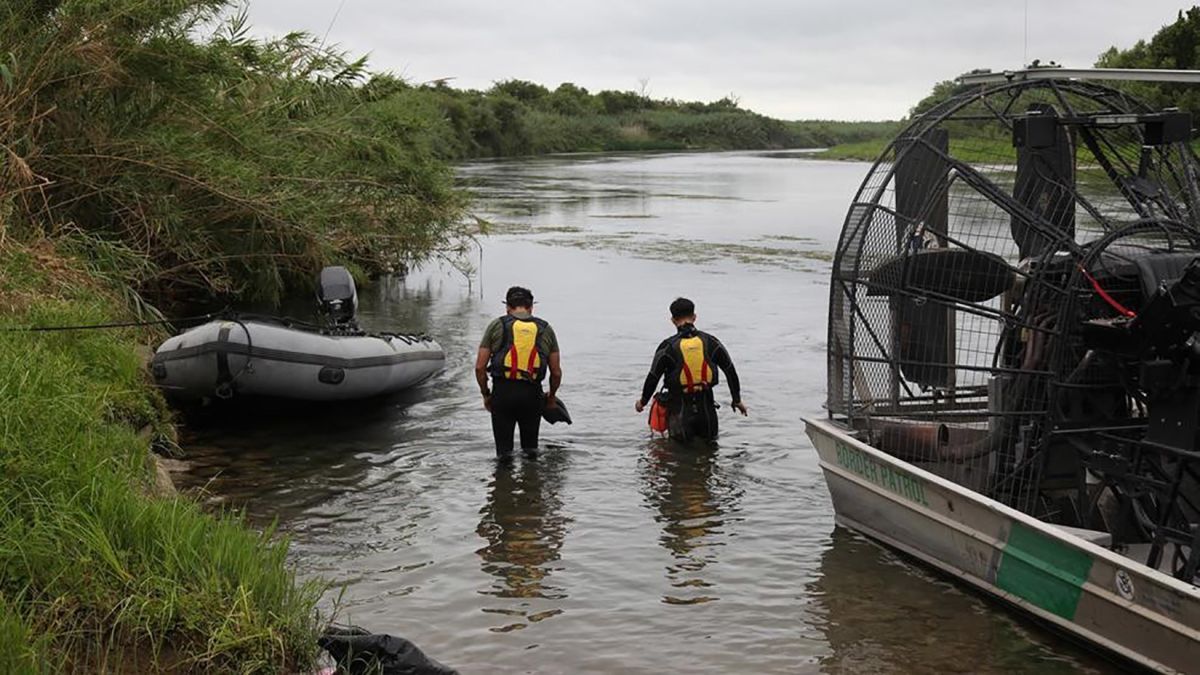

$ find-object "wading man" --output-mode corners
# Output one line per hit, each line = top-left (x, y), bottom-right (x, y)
(635, 297), (747, 442)
(475, 286), (562, 459)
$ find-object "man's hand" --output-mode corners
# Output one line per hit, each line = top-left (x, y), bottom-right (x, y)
(482, 394), (492, 412)
(545, 393), (558, 410)
(732, 401), (748, 416)
(634, 398), (646, 413)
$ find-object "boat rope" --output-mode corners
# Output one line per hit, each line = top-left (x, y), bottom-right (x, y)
(0, 313), (219, 333)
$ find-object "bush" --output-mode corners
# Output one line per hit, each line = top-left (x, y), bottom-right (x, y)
(0, 1), (468, 306)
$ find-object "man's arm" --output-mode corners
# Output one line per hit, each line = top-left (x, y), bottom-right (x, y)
(546, 351), (562, 407)
(542, 323), (562, 407)
(711, 339), (747, 415)
(476, 318), (502, 411)
(475, 347), (493, 411)
(636, 341), (672, 411)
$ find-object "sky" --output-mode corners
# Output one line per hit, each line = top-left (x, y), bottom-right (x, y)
(242, 0), (1195, 121)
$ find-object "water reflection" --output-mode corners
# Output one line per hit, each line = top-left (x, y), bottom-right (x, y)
(476, 451), (571, 605)
(639, 440), (742, 605)
(174, 392), (430, 515)
(806, 529), (1112, 674)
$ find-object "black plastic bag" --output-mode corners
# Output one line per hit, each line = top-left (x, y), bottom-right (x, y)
(318, 625), (458, 675)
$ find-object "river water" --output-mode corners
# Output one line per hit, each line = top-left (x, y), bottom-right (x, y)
(175, 151), (1114, 673)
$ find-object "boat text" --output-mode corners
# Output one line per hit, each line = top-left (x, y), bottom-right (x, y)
(834, 441), (930, 506)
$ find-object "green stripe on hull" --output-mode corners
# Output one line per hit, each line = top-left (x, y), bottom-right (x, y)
(996, 523), (1094, 620)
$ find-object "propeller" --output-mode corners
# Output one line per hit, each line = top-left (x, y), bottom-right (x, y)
(867, 247), (1014, 303)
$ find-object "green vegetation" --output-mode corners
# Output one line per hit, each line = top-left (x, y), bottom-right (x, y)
(1, 1), (469, 306)
(0, 240), (323, 673)
(0, 0), (479, 670)
(816, 139), (891, 161)
(1096, 7), (1200, 117)
(819, 135), (1017, 163)
(785, 119), (903, 148)
(395, 79), (899, 157)
(0, 0), (904, 306)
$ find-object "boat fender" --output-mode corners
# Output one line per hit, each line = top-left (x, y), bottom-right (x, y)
(319, 366), (346, 385)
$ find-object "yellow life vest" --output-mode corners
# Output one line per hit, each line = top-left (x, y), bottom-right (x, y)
(491, 316), (548, 382)
(677, 335), (714, 393)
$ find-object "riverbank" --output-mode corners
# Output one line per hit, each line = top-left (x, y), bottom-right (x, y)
(811, 135), (1016, 162)
(0, 239), (323, 673)
(395, 80), (901, 159)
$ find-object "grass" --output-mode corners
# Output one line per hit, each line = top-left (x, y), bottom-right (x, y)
(814, 135), (1018, 164)
(0, 240), (324, 673)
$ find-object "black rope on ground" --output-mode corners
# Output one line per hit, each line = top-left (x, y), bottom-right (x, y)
(0, 313), (218, 333)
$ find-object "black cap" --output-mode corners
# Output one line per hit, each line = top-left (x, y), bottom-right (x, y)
(670, 297), (695, 319)
(505, 286), (534, 308)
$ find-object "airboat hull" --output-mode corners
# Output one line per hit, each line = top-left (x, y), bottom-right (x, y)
(805, 417), (1200, 674)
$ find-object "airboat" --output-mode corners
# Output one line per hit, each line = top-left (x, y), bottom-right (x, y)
(805, 66), (1200, 672)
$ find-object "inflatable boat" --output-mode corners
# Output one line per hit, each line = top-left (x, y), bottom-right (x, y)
(151, 267), (445, 402)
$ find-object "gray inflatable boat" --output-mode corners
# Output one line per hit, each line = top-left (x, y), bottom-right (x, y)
(151, 267), (445, 402)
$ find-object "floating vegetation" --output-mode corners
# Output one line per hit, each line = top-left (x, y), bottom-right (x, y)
(486, 222), (586, 235)
(757, 234), (821, 243)
(649, 192), (752, 202)
(536, 234), (832, 269)
(588, 214), (659, 219)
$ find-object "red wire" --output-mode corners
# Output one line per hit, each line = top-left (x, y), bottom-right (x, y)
(1078, 265), (1136, 318)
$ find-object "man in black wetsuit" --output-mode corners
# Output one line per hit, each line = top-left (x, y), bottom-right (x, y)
(635, 297), (746, 442)
(475, 286), (562, 459)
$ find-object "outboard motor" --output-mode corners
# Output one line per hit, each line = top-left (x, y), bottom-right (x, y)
(317, 266), (358, 330)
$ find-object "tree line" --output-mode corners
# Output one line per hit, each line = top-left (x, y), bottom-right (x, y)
(385, 77), (893, 158)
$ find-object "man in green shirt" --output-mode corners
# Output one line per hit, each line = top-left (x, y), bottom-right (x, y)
(474, 286), (562, 459)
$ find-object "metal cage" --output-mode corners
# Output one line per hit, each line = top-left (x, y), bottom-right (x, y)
(827, 76), (1200, 582)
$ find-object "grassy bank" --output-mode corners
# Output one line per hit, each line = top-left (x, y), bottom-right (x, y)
(0, 240), (323, 673)
(813, 135), (1017, 163)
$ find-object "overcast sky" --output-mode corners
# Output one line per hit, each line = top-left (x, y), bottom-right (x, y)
(242, 1), (1195, 121)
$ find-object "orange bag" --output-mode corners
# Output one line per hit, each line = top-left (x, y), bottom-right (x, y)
(648, 396), (669, 433)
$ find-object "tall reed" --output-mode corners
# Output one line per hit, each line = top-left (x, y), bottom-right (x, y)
(0, 1), (469, 307)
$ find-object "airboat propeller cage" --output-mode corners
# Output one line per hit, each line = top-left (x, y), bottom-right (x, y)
(317, 266), (358, 325)
(826, 71), (1200, 584)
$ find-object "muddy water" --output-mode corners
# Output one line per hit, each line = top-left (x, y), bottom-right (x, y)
(175, 151), (1113, 673)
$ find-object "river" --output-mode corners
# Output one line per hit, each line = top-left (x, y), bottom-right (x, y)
(174, 151), (1114, 673)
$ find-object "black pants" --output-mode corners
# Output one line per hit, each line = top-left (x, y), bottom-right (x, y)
(490, 379), (543, 456)
(668, 389), (718, 442)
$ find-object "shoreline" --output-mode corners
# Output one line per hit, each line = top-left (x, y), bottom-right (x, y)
(0, 240), (325, 673)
